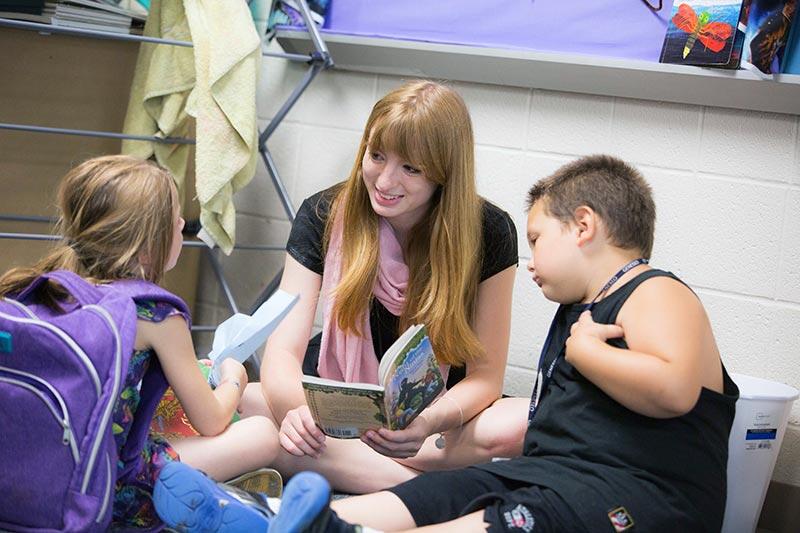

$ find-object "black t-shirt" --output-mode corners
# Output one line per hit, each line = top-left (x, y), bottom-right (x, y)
(286, 186), (518, 387)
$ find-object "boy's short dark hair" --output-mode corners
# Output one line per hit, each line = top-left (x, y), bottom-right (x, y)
(526, 155), (656, 258)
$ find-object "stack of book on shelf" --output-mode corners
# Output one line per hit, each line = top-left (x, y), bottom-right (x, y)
(0, 0), (48, 22)
(0, 0), (146, 34)
(659, 0), (799, 78)
(47, 0), (145, 34)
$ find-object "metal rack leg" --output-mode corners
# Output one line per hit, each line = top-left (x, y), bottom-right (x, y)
(246, 265), (283, 374)
(260, 60), (325, 146)
(261, 146), (297, 221)
(248, 267), (284, 314)
(250, 26), (334, 312)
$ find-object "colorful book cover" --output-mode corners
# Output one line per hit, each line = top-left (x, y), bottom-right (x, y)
(781, 8), (800, 72)
(741, 0), (798, 76)
(381, 326), (444, 430)
(660, 1), (743, 65)
(302, 324), (445, 437)
(719, 0), (753, 68)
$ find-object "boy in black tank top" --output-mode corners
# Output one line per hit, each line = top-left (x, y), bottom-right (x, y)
(151, 155), (739, 533)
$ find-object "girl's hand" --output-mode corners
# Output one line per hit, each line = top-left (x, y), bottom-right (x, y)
(279, 405), (326, 458)
(218, 358), (248, 395)
(566, 310), (624, 365)
(361, 414), (433, 458)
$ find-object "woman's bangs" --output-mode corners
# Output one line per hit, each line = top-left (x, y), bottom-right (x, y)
(370, 113), (427, 170)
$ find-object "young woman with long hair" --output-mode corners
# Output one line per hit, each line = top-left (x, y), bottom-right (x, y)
(245, 80), (529, 493)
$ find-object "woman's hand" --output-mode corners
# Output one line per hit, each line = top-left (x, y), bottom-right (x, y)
(279, 404), (327, 458)
(361, 414), (434, 458)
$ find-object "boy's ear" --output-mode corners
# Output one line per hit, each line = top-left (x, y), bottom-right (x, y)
(573, 206), (597, 247)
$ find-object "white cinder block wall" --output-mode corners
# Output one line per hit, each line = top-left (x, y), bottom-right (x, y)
(195, 55), (800, 488)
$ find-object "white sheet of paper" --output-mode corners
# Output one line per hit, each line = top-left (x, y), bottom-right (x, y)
(208, 289), (299, 386)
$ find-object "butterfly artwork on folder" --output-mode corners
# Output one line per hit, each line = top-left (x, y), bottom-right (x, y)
(660, 1), (744, 65)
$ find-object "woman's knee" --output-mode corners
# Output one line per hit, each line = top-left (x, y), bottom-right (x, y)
(235, 415), (281, 463)
(479, 425), (525, 458)
(474, 398), (528, 458)
(238, 383), (270, 418)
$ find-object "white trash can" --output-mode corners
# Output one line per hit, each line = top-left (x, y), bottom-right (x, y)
(721, 373), (799, 533)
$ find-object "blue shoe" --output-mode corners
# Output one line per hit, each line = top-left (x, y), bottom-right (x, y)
(270, 471), (332, 533)
(154, 462), (273, 532)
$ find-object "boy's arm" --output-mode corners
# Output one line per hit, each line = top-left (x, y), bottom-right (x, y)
(565, 276), (716, 418)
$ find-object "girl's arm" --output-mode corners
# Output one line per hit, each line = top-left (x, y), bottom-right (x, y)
(260, 254), (326, 457)
(138, 316), (247, 436)
(364, 264), (516, 457)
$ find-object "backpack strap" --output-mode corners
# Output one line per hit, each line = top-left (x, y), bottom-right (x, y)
(117, 355), (170, 483)
(104, 280), (193, 483)
(101, 280), (191, 327)
(15, 270), (102, 306)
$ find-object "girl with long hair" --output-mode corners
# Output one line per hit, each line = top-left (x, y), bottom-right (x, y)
(0, 155), (279, 529)
(244, 80), (529, 493)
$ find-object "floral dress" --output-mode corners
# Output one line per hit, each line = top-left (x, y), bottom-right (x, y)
(111, 301), (185, 530)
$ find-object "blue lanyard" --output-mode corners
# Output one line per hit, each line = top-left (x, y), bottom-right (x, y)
(527, 258), (648, 422)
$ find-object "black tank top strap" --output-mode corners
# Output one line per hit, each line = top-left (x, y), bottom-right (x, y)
(594, 268), (681, 324)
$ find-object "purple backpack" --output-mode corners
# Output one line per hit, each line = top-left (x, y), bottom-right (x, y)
(0, 270), (189, 532)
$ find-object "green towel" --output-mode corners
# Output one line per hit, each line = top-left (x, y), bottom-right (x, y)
(123, 0), (261, 254)
(184, 0), (261, 254)
(121, 0), (194, 194)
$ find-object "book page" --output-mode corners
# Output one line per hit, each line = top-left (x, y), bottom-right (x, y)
(208, 290), (298, 386)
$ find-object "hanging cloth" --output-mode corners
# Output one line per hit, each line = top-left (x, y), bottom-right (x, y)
(123, 0), (261, 253)
(121, 0), (195, 193)
(183, 0), (260, 254)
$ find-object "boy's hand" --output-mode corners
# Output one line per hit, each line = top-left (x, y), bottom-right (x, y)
(566, 310), (624, 364)
(362, 414), (433, 458)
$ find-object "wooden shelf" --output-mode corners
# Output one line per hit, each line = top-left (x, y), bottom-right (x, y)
(277, 29), (800, 116)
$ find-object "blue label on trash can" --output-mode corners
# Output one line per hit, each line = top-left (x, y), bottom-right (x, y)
(746, 428), (777, 441)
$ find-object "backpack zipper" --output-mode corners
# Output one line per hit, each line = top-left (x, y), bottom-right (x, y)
(81, 305), (122, 495)
(0, 369), (80, 464)
(0, 311), (101, 396)
(95, 453), (113, 523)
(1, 302), (126, 498)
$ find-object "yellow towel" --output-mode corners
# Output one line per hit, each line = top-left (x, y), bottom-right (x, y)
(184, 0), (260, 254)
(121, 0), (195, 193)
(123, 0), (260, 254)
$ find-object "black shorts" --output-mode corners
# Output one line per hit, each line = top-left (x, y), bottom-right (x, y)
(387, 467), (585, 532)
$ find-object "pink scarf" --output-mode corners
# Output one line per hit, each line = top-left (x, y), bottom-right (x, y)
(317, 209), (409, 384)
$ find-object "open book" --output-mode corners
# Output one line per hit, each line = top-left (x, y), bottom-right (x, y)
(302, 324), (445, 438)
(207, 290), (298, 386)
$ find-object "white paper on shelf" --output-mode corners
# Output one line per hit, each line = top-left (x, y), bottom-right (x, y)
(208, 290), (299, 386)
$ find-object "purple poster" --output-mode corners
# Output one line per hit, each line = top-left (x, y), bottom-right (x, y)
(321, 0), (675, 62)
